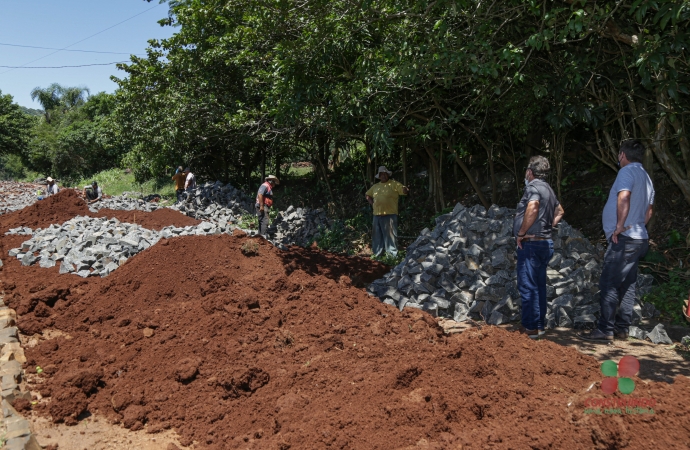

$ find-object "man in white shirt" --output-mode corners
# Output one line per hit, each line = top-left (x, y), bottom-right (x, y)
(184, 168), (196, 192)
(580, 139), (654, 342)
(46, 177), (59, 195)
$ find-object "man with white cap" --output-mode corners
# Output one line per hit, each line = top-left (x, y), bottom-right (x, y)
(365, 166), (409, 257)
(256, 175), (280, 236)
(46, 177), (59, 196)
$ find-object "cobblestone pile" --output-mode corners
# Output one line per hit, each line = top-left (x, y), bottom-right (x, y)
(0, 182), (40, 215)
(368, 203), (658, 329)
(267, 205), (332, 247)
(6, 216), (233, 278)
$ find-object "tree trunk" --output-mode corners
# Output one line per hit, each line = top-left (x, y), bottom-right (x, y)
(671, 115), (690, 178)
(402, 144), (407, 187)
(365, 139), (373, 183)
(437, 144), (445, 210)
(260, 147), (266, 182)
(629, 92), (690, 205)
(488, 144), (497, 204)
(447, 140), (490, 209)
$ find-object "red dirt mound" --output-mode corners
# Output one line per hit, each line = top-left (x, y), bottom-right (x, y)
(94, 208), (200, 230)
(7, 234), (689, 450)
(0, 188), (200, 233)
(0, 190), (90, 232)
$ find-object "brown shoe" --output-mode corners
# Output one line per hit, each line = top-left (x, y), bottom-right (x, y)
(578, 329), (613, 342)
(614, 331), (628, 340)
(519, 327), (539, 339)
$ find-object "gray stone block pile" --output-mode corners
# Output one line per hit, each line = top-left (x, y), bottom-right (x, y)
(6, 216), (235, 278)
(0, 182), (40, 215)
(266, 205), (332, 247)
(170, 180), (255, 223)
(88, 195), (163, 213)
(0, 297), (41, 450)
(368, 202), (658, 329)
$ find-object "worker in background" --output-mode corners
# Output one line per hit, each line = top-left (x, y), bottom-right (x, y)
(514, 156), (564, 339)
(172, 166), (186, 203)
(46, 177), (59, 196)
(256, 175), (280, 236)
(579, 139), (654, 342)
(183, 168), (196, 201)
(83, 181), (103, 204)
(365, 166), (409, 258)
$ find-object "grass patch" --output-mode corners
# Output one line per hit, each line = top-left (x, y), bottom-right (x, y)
(642, 268), (690, 325)
(75, 169), (177, 200)
(372, 249), (406, 267)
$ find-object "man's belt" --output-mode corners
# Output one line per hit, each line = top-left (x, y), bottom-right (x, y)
(522, 237), (550, 242)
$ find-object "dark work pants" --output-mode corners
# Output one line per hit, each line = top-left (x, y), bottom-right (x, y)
(256, 206), (270, 236)
(597, 236), (648, 335)
(372, 214), (398, 257)
(176, 189), (185, 203)
(517, 240), (553, 330)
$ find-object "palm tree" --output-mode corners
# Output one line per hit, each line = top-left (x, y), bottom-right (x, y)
(30, 83), (62, 123)
(61, 86), (90, 109)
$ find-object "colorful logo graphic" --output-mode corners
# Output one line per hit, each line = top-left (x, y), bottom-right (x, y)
(600, 355), (639, 395)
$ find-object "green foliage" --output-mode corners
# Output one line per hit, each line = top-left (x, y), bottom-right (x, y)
(667, 229), (684, 248)
(75, 168), (176, 200)
(311, 222), (352, 255)
(642, 269), (690, 325)
(372, 250), (406, 267)
(22, 88), (127, 182)
(113, 0), (690, 211)
(0, 90), (34, 158)
(0, 154), (31, 180)
(238, 213), (258, 230)
(643, 250), (667, 264)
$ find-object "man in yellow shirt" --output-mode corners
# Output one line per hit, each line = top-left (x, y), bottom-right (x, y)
(171, 166), (186, 203)
(365, 166), (410, 257)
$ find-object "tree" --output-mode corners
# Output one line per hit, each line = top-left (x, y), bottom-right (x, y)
(0, 90), (34, 157)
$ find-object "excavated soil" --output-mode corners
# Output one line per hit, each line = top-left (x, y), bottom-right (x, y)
(0, 190), (91, 232)
(1, 233), (688, 449)
(0, 189), (199, 233)
(93, 208), (200, 230)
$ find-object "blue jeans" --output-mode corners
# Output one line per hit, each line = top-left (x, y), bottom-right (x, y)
(597, 236), (648, 335)
(517, 240), (554, 330)
(372, 214), (398, 257)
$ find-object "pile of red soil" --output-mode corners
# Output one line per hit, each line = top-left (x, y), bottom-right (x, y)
(4, 234), (689, 449)
(0, 190), (90, 232)
(94, 208), (200, 231)
(0, 189), (200, 233)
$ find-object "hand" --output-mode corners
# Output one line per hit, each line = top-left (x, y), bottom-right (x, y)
(516, 234), (535, 249)
(611, 224), (632, 244)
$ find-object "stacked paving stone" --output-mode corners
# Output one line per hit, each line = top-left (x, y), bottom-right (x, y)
(88, 194), (163, 213)
(0, 182), (40, 215)
(368, 203), (658, 329)
(266, 205), (332, 247)
(0, 296), (40, 450)
(6, 216), (234, 278)
(171, 181), (255, 223)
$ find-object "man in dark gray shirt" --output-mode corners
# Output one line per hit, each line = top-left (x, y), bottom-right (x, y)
(513, 156), (565, 338)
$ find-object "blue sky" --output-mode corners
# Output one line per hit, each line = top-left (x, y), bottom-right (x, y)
(0, 0), (175, 108)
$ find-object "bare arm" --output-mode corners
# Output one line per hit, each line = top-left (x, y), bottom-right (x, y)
(645, 204), (653, 225)
(553, 204), (565, 227)
(612, 190), (631, 244)
(365, 194), (374, 206)
(517, 201), (539, 249)
(402, 186), (410, 195)
(258, 194), (265, 211)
